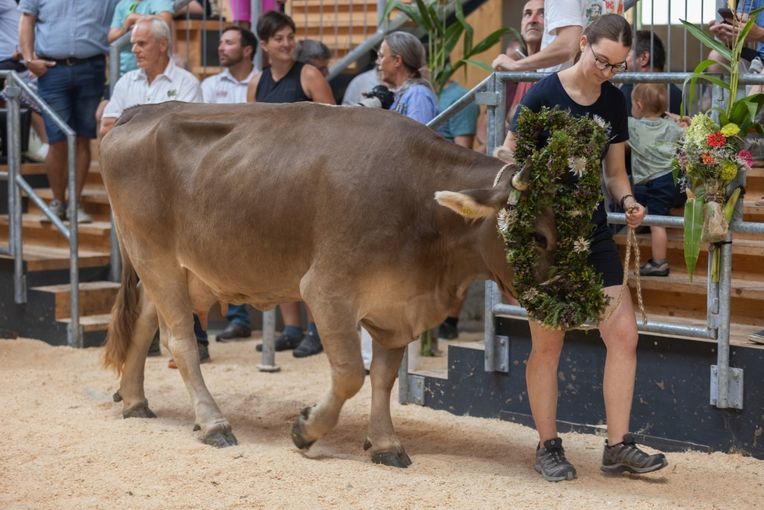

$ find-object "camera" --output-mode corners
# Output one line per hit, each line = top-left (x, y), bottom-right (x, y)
(358, 85), (395, 110)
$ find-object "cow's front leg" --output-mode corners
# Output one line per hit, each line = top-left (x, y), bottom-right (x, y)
(363, 343), (411, 468)
(114, 286), (159, 419)
(291, 310), (365, 450)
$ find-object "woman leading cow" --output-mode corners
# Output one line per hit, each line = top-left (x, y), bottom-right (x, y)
(499, 14), (668, 482)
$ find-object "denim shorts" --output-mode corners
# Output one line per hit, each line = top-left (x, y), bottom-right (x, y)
(633, 172), (677, 217)
(36, 56), (105, 143)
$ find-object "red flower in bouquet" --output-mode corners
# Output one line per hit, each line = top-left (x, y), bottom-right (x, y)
(701, 152), (717, 165)
(706, 131), (727, 148)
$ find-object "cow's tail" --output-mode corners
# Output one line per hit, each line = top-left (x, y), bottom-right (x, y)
(103, 244), (141, 375)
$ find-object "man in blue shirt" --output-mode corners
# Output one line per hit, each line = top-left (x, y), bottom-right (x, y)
(18, 0), (120, 222)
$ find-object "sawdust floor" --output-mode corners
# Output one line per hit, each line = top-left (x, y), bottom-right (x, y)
(1, 335), (763, 509)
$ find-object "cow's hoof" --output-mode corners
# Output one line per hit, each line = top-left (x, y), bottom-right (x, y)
(122, 402), (156, 419)
(202, 424), (238, 448)
(291, 406), (316, 450)
(113, 390), (122, 402)
(371, 447), (412, 468)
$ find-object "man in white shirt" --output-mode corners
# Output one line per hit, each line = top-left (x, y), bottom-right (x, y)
(100, 17), (201, 136)
(493, 0), (623, 73)
(200, 26), (259, 342)
(201, 26), (258, 104)
(100, 16), (205, 366)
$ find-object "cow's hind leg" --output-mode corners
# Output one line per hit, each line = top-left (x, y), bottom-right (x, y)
(114, 284), (159, 418)
(146, 273), (237, 447)
(291, 298), (365, 451)
(363, 342), (411, 468)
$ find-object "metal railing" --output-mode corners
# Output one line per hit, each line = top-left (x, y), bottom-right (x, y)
(396, 69), (764, 411)
(0, 70), (82, 348)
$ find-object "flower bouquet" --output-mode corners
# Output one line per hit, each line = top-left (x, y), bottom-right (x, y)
(675, 7), (764, 281)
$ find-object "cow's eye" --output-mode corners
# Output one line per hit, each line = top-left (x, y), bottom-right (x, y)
(533, 233), (547, 250)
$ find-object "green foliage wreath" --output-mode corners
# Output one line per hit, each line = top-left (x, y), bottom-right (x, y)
(499, 106), (611, 329)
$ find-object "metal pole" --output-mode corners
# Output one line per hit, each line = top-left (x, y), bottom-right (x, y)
(5, 74), (26, 304)
(257, 309), (280, 372)
(66, 130), (81, 348)
(252, 0), (262, 71)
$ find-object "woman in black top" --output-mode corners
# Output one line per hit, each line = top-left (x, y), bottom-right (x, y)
(500, 15), (667, 482)
(246, 12), (334, 358)
(246, 11), (334, 104)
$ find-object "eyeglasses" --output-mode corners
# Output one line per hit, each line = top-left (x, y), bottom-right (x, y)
(588, 46), (627, 74)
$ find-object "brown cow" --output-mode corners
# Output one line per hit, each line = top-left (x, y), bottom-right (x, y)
(100, 101), (556, 467)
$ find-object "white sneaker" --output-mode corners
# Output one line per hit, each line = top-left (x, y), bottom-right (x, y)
(75, 206), (92, 223)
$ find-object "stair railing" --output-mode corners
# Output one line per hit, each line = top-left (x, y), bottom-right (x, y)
(0, 70), (82, 348)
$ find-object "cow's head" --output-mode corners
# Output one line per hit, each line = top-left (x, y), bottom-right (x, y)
(434, 162), (557, 290)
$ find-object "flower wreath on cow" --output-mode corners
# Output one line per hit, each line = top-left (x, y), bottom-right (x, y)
(499, 106), (612, 330)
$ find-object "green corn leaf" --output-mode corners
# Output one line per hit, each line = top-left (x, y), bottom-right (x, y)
(462, 58), (493, 73)
(466, 28), (510, 57)
(454, 0), (473, 54)
(723, 187), (741, 222)
(684, 196), (705, 282)
(680, 19), (732, 61)
(413, 0), (436, 32)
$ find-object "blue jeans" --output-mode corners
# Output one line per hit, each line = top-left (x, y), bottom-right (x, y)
(226, 304), (251, 328)
(193, 314), (208, 346)
(36, 56), (105, 143)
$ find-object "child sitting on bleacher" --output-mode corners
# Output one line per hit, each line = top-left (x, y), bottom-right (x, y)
(627, 83), (685, 277)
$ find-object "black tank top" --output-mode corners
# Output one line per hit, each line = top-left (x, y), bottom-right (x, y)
(255, 61), (310, 103)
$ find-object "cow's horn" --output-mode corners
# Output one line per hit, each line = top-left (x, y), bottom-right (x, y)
(511, 161), (531, 191)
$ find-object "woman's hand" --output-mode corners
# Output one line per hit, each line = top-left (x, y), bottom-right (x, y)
(623, 198), (646, 229)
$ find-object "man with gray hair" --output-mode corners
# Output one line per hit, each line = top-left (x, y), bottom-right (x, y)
(100, 17), (206, 366)
(100, 17), (201, 136)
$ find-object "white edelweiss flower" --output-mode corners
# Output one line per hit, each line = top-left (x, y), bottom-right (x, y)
(568, 157), (587, 178)
(573, 237), (590, 253)
(497, 208), (517, 234)
(522, 287), (540, 301)
(569, 209), (585, 217)
(497, 209), (510, 234)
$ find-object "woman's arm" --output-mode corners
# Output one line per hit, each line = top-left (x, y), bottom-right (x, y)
(246, 74), (261, 102)
(301, 64), (336, 105)
(604, 142), (645, 228)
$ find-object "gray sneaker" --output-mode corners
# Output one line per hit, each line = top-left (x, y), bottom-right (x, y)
(41, 199), (65, 222)
(535, 438), (577, 482)
(601, 433), (668, 474)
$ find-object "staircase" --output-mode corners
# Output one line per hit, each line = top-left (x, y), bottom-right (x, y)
(616, 160), (764, 331)
(0, 158), (117, 346)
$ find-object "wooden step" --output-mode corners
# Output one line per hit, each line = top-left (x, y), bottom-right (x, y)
(31, 186), (111, 222)
(59, 313), (111, 333)
(745, 166), (764, 196)
(32, 281), (120, 319)
(0, 214), (112, 251)
(627, 270), (764, 325)
(0, 244), (110, 271)
(615, 232), (764, 275)
(0, 162), (48, 176)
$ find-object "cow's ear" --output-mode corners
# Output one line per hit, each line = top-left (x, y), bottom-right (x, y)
(434, 189), (509, 219)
